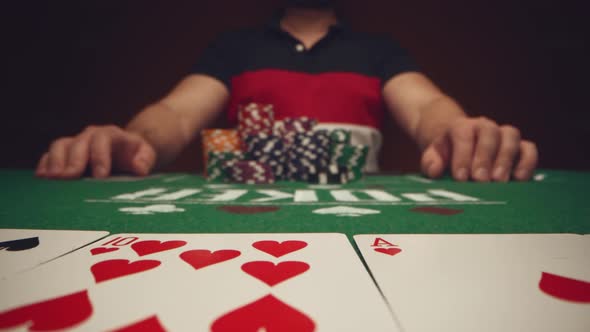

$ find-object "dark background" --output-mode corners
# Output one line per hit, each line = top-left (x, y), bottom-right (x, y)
(2, 0), (588, 173)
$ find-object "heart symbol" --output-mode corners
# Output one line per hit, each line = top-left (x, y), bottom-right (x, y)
(539, 272), (590, 303)
(374, 248), (402, 256)
(180, 250), (241, 270)
(411, 206), (463, 216)
(241, 261), (310, 286)
(131, 240), (187, 257)
(217, 206), (281, 214)
(0, 290), (92, 330)
(211, 294), (315, 332)
(90, 247), (119, 255)
(91, 259), (160, 283)
(252, 240), (308, 258)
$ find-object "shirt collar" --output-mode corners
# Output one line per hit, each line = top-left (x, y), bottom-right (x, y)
(265, 10), (348, 35)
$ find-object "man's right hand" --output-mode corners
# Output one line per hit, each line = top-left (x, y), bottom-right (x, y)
(36, 74), (230, 180)
(36, 125), (157, 179)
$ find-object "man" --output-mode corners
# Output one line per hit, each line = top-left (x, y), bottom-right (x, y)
(36, 1), (537, 182)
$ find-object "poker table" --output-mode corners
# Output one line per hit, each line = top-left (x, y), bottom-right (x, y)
(1, 169), (588, 237)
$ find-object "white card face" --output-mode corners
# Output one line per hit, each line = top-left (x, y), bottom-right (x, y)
(354, 234), (590, 332)
(0, 233), (399, 332)
(0, 229), (109, 279)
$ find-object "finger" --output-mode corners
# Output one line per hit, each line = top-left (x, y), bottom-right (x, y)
(421, 135), (450, 179)
(131, 141), (157, 176)
(471, 123), (501, 182)
(62, 136), (91, 179)
(513, 140), (538, 181)
(46, 138), (74, 177)
(114, 133), (156, 176)
(492, 126), (520, 182)
(89, 132), (113, 178)
(449, 122), (476, 181)
(35, 153), (49, 177)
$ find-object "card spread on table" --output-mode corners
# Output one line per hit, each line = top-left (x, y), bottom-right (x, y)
(0, 229), (109, 279)
(354, 234), (590, 332)
(0, 233), (399, 331)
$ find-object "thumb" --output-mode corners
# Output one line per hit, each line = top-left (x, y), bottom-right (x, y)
(420, 136), (450, 179)
(114, 134), (157, 176)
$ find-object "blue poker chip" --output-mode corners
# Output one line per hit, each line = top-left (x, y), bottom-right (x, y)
(244, 133), (287, 176)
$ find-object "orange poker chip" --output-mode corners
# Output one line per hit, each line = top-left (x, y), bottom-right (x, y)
(201, 129), (242, 175)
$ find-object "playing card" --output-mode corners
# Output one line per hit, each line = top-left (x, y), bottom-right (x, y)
(0, 229), (109, 279)
(354, 234), (590, 332)
(0, 233), (399, 331)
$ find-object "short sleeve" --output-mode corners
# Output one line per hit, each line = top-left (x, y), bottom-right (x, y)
(378, 37), (420, 85)
(192, 32), (238, 89)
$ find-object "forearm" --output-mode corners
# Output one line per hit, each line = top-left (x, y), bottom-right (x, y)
(125, 74), (229, 169)
(383, 73), (467, 150)
(412, 95), (467, 150)
(126, 102), (193, 169)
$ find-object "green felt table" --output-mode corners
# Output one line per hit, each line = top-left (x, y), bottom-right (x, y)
(1, 169), (588, 238)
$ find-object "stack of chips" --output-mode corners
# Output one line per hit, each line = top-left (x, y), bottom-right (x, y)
(244, 133), (287, 179)
(276, 117), (318, 147)
(201, 129), (241, 176)
(339, 145), (369, 181)
(202, 102), (369, 184)
(237, 103), (274, 147)
(329, 129), (351, 165)
(206, 151), (244, 181)
(223, 160), (275, 184)
(231, 103), (277, 183)
(285, 131), (331, 182)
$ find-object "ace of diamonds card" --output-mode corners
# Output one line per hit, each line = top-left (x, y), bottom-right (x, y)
(0, 233), (399, 331)
(355, 234), (590, 332)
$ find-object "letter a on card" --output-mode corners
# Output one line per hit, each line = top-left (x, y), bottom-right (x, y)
(371, 238), (397, 247)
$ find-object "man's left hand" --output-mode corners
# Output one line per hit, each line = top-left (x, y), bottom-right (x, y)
(420, 117), (538, 182)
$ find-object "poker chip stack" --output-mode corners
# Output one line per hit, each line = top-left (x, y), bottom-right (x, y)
(329, 129), (350, 166)
(223, 160), (275, 184)
(206, 151), (244, 181)
(340, 145), (369, 181)
(276, 117), (318, 148)
(244, 133), (287, 179)
(201, 129), (241, 176)
(285, 130), (331, 182)
(233, 103), (278, 183)
(201, 102), (369, 184)
(326, 129), (369, 182)
(237, 103), (274, 147)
